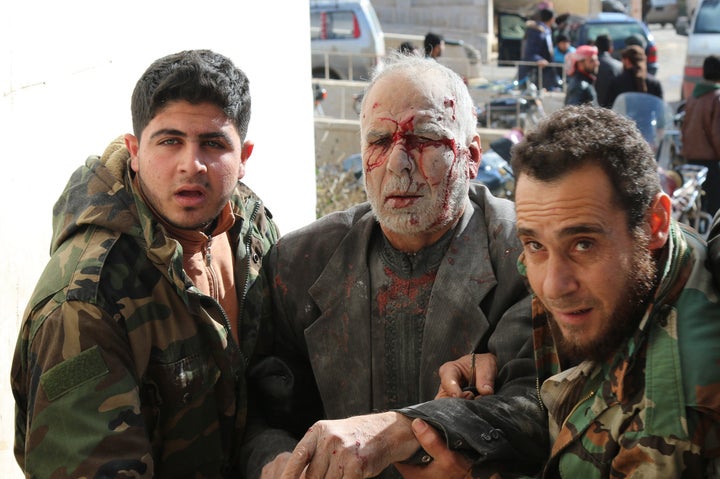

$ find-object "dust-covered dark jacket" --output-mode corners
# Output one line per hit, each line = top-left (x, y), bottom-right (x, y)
(243, 183), (548, 478)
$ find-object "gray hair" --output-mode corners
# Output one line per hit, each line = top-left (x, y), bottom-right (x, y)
(361, 51), (477, 144)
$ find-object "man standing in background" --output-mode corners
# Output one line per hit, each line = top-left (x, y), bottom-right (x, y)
(564, 45), (599, 106)
(682, 55), (720, 216)
(594, 34), (622, 108)
(519, 8), (560, 91)
(424, 32), (445, 59)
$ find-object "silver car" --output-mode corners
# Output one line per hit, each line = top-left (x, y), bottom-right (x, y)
(310, 0), (386, 80)
(680, 0), (720, 99)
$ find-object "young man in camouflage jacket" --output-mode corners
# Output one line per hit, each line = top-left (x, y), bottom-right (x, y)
(11, 50), (279, 478)
(434, 105), (720, 477)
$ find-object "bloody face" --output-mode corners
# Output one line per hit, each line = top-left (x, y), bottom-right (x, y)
(360, 70), (478, 252)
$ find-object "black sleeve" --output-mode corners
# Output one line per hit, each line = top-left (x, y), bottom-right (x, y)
(397, 335), (549, 477)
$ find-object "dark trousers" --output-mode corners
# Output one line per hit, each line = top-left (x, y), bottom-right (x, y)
(687, 159), (720, 217)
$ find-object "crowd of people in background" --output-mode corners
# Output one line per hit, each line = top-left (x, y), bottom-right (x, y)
(518, 4), (719, 221)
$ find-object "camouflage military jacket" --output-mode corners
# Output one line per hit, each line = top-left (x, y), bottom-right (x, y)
(11, 139), (279, 478)
(527, 222), (720, 477)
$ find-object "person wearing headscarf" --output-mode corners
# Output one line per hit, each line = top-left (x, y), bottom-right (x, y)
(564, 44), (600, 106)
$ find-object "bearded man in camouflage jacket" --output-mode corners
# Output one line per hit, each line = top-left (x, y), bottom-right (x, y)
(437, 105), (720, 477)
(11, 49), (279, 478)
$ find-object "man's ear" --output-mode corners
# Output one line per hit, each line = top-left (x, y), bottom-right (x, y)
(241, 139), (254, 164)
(648, 192), (672, 250)
(124, 134), (139, 172)
(467, 135), (482, 178)
(237, 140), (254, 181)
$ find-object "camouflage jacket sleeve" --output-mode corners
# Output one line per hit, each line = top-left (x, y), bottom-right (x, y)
(13, 299), (154, 477)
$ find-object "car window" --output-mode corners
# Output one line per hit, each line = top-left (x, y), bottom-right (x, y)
(499, 14), (526, 40)
(694, 0), (720, 34)
(311, 10), (360, 40)
(585, 22), (645, 42)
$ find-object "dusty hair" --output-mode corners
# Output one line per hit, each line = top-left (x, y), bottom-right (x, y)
(361, 51), (477, 145)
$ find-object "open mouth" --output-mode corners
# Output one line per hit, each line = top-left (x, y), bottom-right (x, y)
(553, 307), (593, 325)
(174, 186), (206, 206)
(177, 190), (204, 198)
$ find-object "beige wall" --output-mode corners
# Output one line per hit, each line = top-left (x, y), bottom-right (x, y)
(0, 1), (317, 476)
(373, 0), (495, 64)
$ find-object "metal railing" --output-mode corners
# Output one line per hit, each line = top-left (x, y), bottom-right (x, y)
(312, 58), (569, 124)
(496, 59), (567, 93)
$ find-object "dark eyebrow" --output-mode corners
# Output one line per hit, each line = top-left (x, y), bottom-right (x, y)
(516, 227), (535, 237)
(149, 128), (186, 140)
(560, 225), (605, 237)
(517, 224), (605, 238)
(200, 131), (235, 147)
(148, 129), (235, 147)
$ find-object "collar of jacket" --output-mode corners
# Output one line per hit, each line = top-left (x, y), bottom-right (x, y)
(123, 165), (260, 303)
(692, 81), (720, 98)
(573, 69), (597, 83)
(304, 192), (513, 415)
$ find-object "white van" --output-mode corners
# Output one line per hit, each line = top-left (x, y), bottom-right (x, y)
(310, 0), (386, 81)
(681, 0), (720, 99)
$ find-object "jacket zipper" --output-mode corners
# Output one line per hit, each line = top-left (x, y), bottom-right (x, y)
(200, 231), (242, 361)
(236, 201), (261, 366)
(536, 375), (546, 411)
(560, 390), (595, 430)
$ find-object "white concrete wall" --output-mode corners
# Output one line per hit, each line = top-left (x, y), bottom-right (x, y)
(374, 0), (495, 62)
(0, 1), (316, 475)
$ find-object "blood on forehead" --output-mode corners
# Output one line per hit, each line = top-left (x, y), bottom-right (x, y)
(365, 115), (458, 174)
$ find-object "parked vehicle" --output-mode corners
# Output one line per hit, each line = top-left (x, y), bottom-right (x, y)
(474, 77), (545, 130)
(310, 0), (386, 80)
(563, 12), (659, 75)
(611, 92), (672, 152)
(602, 0), (628, 13)
(678, 0), (720, 99)
(496, 10), (527, 62)
(656, 101), (686, 171)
